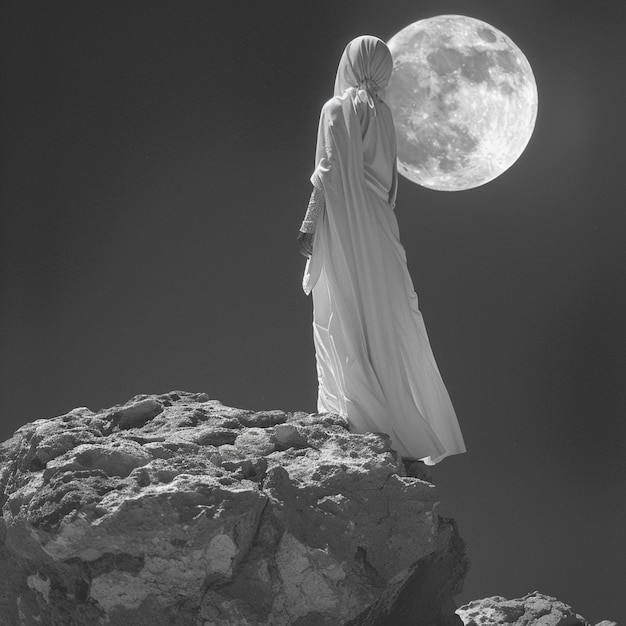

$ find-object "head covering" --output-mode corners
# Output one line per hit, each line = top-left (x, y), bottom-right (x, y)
(333, 36), (393, 114)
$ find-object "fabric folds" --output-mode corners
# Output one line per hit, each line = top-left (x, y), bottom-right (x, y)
(303, 36), (465, 464)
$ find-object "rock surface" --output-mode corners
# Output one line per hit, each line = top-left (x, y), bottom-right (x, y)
(457, 592), (616, 626)
(0, 391), (468, 625)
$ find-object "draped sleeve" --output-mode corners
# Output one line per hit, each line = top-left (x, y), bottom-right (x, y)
(303, 96), (359, 295)
(310, 99), (346, 192)
(303, 92), (398, 296)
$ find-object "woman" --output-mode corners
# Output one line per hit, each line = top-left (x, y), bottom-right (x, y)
(298, 36), (465, 465)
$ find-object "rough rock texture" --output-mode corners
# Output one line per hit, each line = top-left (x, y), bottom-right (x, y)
(457, 592), (616, 626)
(0, 391), (468, 625)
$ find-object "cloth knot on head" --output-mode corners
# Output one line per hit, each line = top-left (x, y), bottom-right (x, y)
(355, 78), (379, 110)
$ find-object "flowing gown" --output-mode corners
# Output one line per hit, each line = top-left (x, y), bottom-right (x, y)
(303, 90), (466, 465)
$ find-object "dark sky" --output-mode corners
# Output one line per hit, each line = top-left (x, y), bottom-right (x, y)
(1, 1), (624, 622)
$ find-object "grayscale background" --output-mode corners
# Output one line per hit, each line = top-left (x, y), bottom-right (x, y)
(1, 1), (624, 622)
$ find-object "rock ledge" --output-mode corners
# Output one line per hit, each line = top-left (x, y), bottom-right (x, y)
(0, 391), (467, 625)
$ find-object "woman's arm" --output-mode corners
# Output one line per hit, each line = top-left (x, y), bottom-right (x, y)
(300, 185), (325, 233)
(298, 185), (325, 257)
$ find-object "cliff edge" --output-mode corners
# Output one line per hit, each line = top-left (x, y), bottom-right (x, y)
(0, 391), (467, 625)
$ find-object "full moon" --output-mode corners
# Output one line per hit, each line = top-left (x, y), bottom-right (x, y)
(386, 15), (538, 191)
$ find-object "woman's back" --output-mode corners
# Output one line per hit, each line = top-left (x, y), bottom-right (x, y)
(358, 98), (396, 201)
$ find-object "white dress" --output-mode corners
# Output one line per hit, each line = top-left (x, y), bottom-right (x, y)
(303, 88), (466, 465)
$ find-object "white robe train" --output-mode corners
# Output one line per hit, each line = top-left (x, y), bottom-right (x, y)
(303, 90), (466, 465)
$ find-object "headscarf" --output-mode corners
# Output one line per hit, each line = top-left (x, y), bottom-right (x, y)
(333, 35), (393, 115)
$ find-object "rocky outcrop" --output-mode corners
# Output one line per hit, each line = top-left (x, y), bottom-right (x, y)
(457, 592), (616, 626)
(0, 391), (468, 625)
